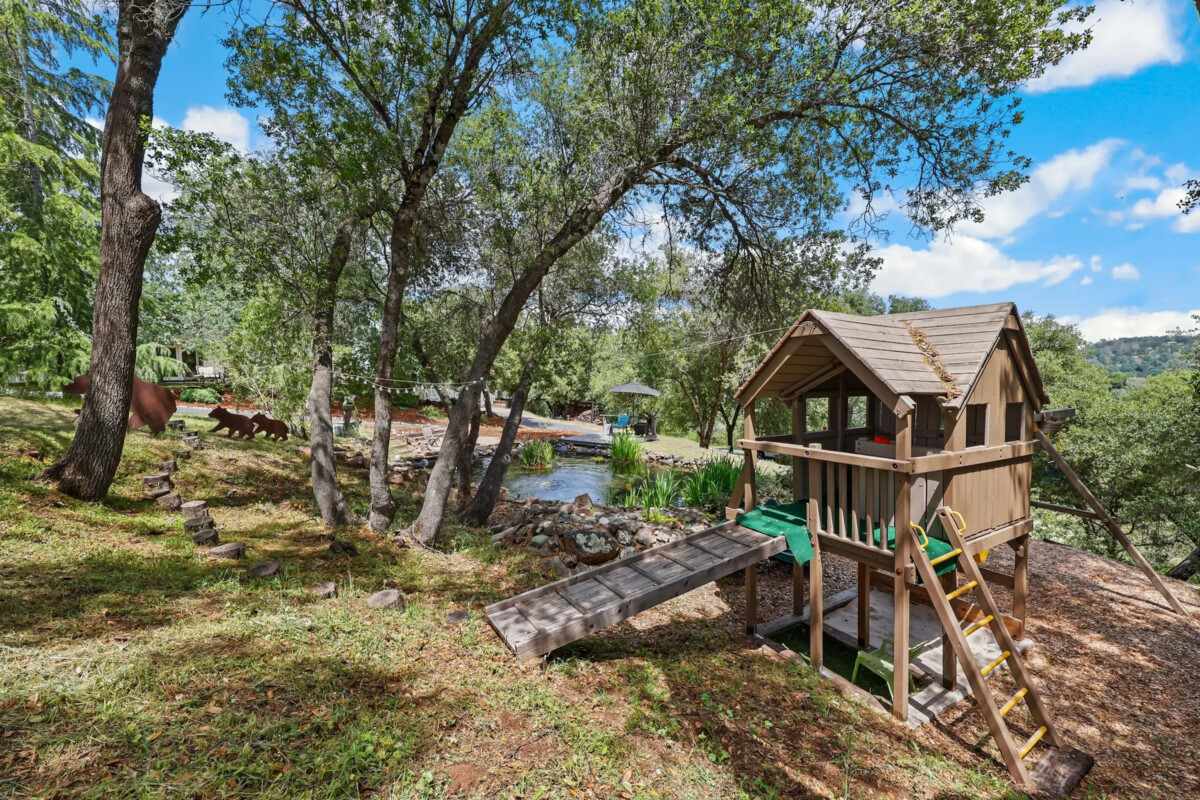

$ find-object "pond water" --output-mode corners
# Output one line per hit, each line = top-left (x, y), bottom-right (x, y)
(473, 456), (673, 505)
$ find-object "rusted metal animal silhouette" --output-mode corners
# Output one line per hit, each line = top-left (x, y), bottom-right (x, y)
(63, 373), (177, 435)
(250, 413), (289, 441)
(208, 407), (256, 439)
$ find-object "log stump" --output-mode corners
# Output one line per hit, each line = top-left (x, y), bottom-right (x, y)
(155, 492), (182, 511)
(181, 500), (209, 521)
(155, 460), (178, 474)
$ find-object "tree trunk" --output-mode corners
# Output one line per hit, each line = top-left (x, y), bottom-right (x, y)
(453, 389), (483, 514)
(408, 146), (678, 543)
(307, 214), (362, 527)
(482, 387), (494, 417)
(722, 404), (742, 451)
(368, 210), (417, 531)
(1166, 542), (1200, 581)
(462, 360), (534, 527)
(38, 0), (184, 500)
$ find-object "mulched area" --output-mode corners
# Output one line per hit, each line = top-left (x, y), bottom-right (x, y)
(549, 537), (1200, 798)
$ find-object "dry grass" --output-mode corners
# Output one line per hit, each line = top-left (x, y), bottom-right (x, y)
(1, 396), (1194, 799)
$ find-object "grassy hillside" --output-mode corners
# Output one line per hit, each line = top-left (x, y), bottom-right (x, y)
(0, 397), (1022, 799)
(1088, 335), (1197, 378)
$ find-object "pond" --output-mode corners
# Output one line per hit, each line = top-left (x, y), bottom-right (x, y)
(473, 456), (677, 505)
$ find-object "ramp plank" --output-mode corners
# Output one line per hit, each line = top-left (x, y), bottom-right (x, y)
(487, 522), (788, 660)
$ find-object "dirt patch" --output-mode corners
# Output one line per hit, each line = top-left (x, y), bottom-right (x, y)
(444, 762), (486, 794)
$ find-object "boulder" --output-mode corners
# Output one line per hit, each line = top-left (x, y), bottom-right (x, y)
(248, 560), (281, 578)
(210, 542), (245, 560)
(562, 528), (621, 566)
(491, 526), (520, 545)
(545, 557), (571, 578)
(529, 534), (550, 549)
(561, 554), (579, 569)
(366, 589), (403, 610)
(634, 527), (657, 548)
(309, 581), (337, 599)
(573, 493), (593, 509)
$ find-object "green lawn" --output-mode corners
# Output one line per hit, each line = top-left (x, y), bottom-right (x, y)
(0, 396), (1022, 799)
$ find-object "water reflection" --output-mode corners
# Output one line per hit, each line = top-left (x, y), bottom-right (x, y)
(473, 456), (670, 505)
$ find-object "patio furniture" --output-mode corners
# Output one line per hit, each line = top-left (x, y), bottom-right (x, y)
(852, 637), (928, 701)
(610, 413), (631, 434)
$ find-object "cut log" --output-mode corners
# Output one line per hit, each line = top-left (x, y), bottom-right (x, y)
(155, 492), (182, 510)
(155, 460), (178, 474)
(191, 527), (219, 546)
(181, 500), (209, 520)
(209, 542), (245, 559)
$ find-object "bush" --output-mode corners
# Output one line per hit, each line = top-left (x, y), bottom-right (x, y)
(610, 432), (642, 464)
(518, 440), (554, 468)
(681, 455), (742, 515)
(179, 387), (221, 404)
(391, 392), (420, 409)
(626, 471), (684, 510)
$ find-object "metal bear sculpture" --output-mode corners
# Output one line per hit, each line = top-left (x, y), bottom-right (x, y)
(208, 407), (256, 439)
(250, 413), (289, 441)
(63, 373), (177, 435)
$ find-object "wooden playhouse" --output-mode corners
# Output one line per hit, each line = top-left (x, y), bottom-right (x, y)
(487, 302), (1188, 793)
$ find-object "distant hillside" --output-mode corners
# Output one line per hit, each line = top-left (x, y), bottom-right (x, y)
(1089, 335), (1198, 377)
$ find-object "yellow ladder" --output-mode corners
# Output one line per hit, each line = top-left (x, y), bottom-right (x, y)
(908, 507), (1063, 789)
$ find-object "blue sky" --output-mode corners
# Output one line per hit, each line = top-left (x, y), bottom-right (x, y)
(96, 0), (1200, 340)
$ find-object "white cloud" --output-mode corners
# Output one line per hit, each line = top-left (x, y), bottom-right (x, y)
(1070, 308), (1200, 341)
(872, 235), (1083, 298)
(1110, 263), (1140, 280)
(1127, 185), (1200, 233)
(142, 173), (179, 203)
(1080, 275), (1093, 286)
(1025, 0), (1184, 93)
(1089, 255), (1103, 272)
(181, 106), (252, 152)
(963, 139), (1122, 239)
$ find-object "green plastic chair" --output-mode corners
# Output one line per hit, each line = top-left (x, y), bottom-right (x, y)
(851, 637), (928, 701)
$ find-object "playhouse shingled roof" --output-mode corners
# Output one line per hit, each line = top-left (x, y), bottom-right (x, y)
(735, 302), (1048, 410)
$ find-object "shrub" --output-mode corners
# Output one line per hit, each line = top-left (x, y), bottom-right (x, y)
(518, 440), (554, 468)
(610, 432), (642, 464)
(681, 455), (742, 515)
(391, 392), (420, 409)
(179, 387), (221, 404)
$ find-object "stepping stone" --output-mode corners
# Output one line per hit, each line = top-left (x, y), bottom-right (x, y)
(155, 492), (182, 511)
(209, 542), (245, 560)
(247, 560), (281, 578)
(167, 420), (186, 431)
(366, 589), (403, 611)
(155, 459), (178, 474)
(172, 449), (191, 460)
(191, 527), (219, 546)
(147, 486), (172, 500)
(183, 514), (214, 531)
(309, 581), (337, 599)
(181, 500), (208, 520)
(329, 539), (358, 557)
(447, 610), (470, 626)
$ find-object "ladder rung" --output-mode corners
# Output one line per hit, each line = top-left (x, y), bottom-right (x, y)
(981, 650), (1011, 676)
(945, 580), (978, 602)
(1019, 725), (1048, 758)
(963, 615), (995, 638)
(929, 548), (962, 567)
(999, 687), (1028, 717)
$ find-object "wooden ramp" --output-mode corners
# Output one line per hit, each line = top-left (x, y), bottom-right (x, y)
(487, 521), (786, 660)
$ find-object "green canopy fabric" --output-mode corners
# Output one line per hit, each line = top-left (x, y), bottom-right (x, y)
(736, 501), (957, 576)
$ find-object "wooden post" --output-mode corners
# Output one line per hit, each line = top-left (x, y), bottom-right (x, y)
(940, 570), (957, 689)
(1011, 536), (1029, 639)
(743, 400), (758, 512)
(793, 560), (805, 617)
(835, 372), (847, 452)
(857, 562), (870, 648)
(1034, 428), (1189, 616)
(892, 410), (913, 721)
(792, 397), (804, 503)
(807, 497), (823, 668)
(745, 564), (758, 634)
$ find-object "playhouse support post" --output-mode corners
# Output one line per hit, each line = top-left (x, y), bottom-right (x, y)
(857, 563), (870, 648)
(940, 570), (957, 689)
(1011, 536), (1029, 639)
(745, 564), (758, 634)
(808, 467), (823, 668)
(892, 411), (913, 721)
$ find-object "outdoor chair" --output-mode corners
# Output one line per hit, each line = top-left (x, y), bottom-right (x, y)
(610, 413), (631, 434)
(851, 637), (928, 701)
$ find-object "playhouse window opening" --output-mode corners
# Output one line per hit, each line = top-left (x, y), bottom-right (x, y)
(966, 403), (988, 447)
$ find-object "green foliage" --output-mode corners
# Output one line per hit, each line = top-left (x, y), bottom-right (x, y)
(179, 387), (222, 404)
(0, 0), (112, 388)
(134, 343), (188, 383)
(518, 440), (554, 469)
(1088, 335), (1198, 378)
(623, 471), (684, 510)
(681, 455), (742, 515)
(218, 293), (311, 424)
(610, 432), (642, 464)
